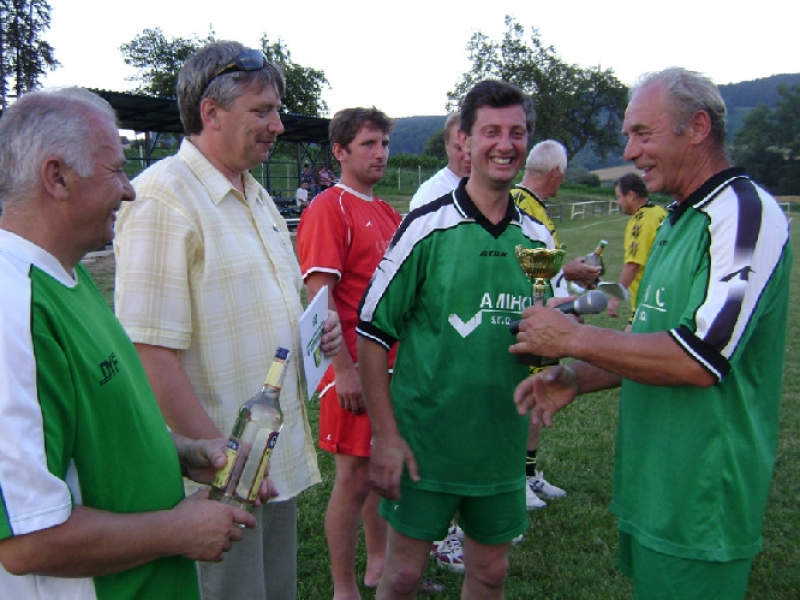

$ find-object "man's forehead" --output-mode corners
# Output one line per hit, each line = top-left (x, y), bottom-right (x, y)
(473, 104), (527, 127)
(355, 124), (389, 139)
(235, 81), (280, 105)
(623, 84), (667, 126)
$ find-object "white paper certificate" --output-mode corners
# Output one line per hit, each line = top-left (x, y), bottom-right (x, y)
(299, 285), (332, 399)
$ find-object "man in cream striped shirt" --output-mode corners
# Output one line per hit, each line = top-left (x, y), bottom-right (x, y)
(115, 41), (341, 600)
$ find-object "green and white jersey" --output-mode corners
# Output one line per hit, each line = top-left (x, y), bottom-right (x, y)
(612, 168), (792, 562)
(0, 231), (198, 600)
(358, 182), (557, 495)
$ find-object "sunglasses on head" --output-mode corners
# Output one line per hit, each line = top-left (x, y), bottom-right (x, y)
(201, 49), (266, 95)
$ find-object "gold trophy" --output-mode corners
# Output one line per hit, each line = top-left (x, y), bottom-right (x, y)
(512, 245), (566, 367)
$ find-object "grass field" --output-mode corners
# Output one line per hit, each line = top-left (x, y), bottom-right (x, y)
(88, 205), (799, 599)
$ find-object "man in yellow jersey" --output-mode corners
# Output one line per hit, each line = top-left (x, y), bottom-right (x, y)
(608, 173), (667, 324)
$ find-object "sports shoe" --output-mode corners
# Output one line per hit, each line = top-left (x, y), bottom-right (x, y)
(511, 533), (524, 546)
(528, 470), (567, 499)
(526, 483), (547, 510)
(431, 526), (464, 572)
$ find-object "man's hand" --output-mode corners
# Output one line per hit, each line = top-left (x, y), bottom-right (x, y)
(335, 363), (365, 414)
(509, 304), (579, 359)
(176, 436), (229, 484)
(173, 491), (256, 563)
(369, 433), (419, 500)
(320, 309), (343, 357)
(514, 365), (579, 427)
(562, 257), (602, 288)
(175, 435), (278, 505)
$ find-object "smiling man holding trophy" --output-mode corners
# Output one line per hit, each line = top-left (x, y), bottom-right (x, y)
(357, 79), (560, 599)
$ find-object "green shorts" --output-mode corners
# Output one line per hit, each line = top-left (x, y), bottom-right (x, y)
(379, 484), (527, 546)
(617, 532), (753, 600)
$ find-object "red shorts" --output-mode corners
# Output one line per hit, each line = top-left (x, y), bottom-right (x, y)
(317, 367), (373, 457)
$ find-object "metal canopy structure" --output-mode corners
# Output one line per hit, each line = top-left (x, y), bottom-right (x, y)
(87, 90), (331, 199)
(91, 89), (331, 144)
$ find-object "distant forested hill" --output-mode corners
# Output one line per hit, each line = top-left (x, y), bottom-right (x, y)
(390, 73), (800, 166)
(719, 73), (800, 138)
(391, 115), (446, 155)
(719, 73), (800, 108)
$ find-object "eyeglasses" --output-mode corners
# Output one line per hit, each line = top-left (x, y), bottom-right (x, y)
(201, 49), (266, 95)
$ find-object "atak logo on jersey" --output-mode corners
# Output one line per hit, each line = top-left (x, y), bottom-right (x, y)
(479, 250), (508, 258)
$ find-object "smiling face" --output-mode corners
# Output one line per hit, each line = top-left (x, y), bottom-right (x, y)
(622, 83), (696, 201)
(333, 123), (389, 193)
(459, 104), (528, 191)
(68, 113), (135, 252)
(215, 82), (285, 173)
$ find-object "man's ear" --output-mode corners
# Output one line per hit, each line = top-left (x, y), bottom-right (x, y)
(332, 142), (347, 162)
(199, 98), (221, 131)
(688, 110), (712, 146)
(40, 157), (71, 200)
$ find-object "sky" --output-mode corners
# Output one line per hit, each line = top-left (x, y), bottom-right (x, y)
(41, 0), (798, 119)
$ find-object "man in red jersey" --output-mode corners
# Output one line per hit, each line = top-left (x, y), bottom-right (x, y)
(299, 108), (440, 598)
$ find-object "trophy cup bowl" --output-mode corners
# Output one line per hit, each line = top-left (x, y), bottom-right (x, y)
(514, 245), (566, 300)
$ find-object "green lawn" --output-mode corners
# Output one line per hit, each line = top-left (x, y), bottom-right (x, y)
(90, 204), (800, 599)
(295, 209), (800, 599)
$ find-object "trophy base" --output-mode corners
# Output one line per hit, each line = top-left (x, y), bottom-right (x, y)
(517, 354), (559, 368)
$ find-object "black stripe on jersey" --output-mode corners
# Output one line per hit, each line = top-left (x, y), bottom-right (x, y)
(703, 178), (762, 352)
(356, 321), (396, 351)
(670, 325), (730, 382)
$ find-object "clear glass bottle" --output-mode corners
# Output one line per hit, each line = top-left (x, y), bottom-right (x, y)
(584, 239), (608, 278)
(209, 347), (289, 511)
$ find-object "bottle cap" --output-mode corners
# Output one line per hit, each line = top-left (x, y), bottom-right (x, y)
(275, 347), (290, 360)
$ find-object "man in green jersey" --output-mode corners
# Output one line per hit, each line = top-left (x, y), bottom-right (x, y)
(0, 88), (259, 600)
(512, 68), (791, 599)
(358, 80), (556, 599)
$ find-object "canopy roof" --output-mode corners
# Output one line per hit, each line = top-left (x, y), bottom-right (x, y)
(91, 90), (330, 143)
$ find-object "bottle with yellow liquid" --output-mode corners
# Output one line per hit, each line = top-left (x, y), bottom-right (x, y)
(209, 347), (288, 511)
(584, 239), (608, 277)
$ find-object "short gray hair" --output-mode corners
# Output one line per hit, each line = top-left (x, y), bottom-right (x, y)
(525, 140), (568, 174)
(177, 41), (286, 135)
(633, 67), (727, 148)
(0, 87), (118, 205)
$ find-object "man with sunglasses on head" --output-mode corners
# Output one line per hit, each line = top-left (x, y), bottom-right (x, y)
(114, 41), (342, 600)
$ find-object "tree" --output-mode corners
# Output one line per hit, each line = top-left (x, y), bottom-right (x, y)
(120, 29), (330, 117)
(733, 84), (800, 195)
(448, 16), (627, 162)
(0, 0), (59, 109)
(422, 129), (446, 159)
(120, 27), (215, 98)
(259, 35), (328, 116)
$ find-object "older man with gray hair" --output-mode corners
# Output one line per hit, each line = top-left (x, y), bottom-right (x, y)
(511, 139), (601, 511)
(513, 67), (791, 599)
(0, 87), (258, 599)
(114, 42), (342, 600)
